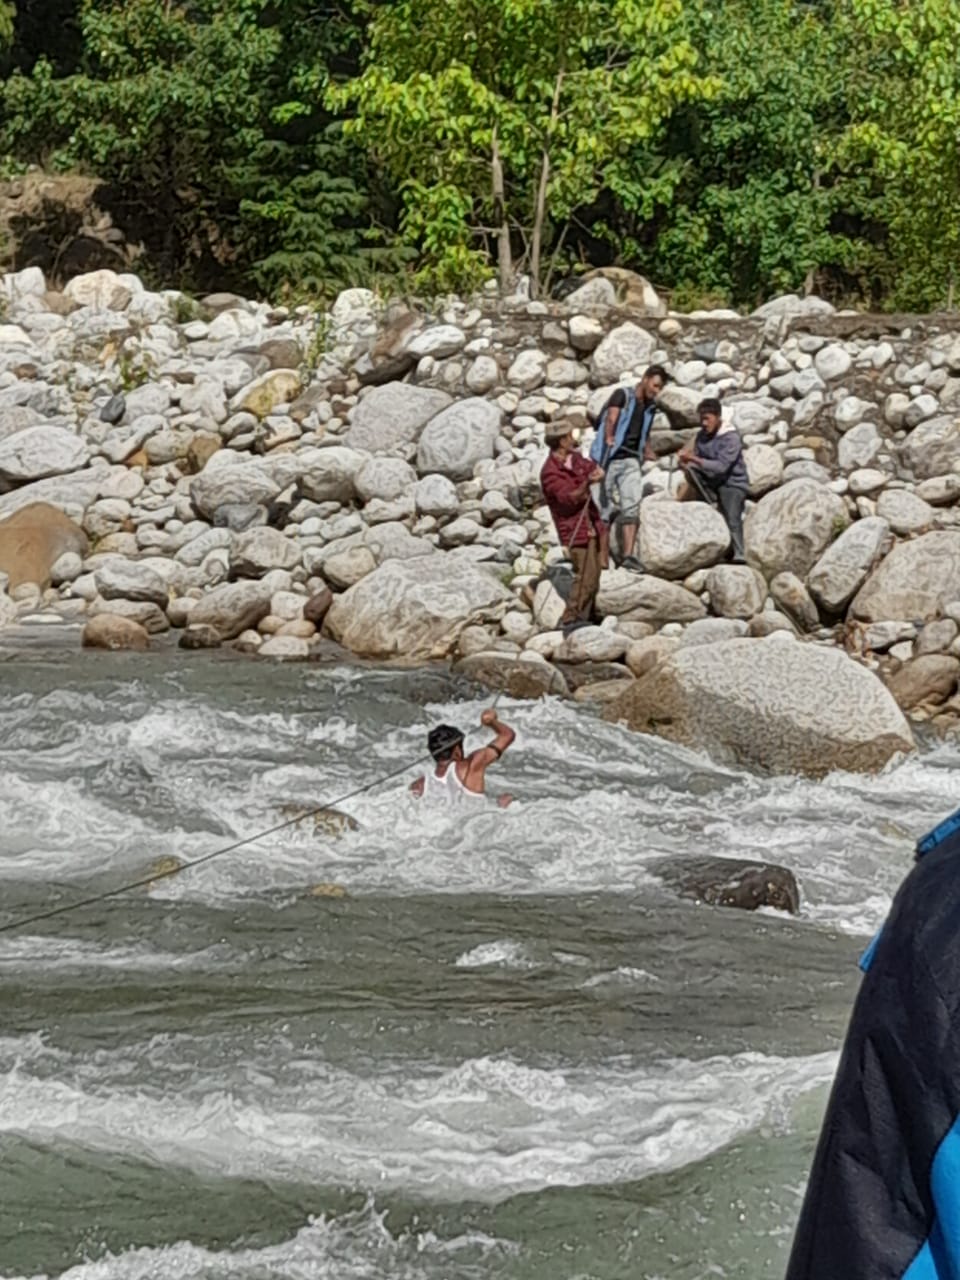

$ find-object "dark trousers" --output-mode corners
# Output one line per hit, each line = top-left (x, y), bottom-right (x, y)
(684, 468), (747, 560)
(561, 537), (602, 625)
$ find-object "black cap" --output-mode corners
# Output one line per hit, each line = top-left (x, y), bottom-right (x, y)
(428, 724), (465, 761)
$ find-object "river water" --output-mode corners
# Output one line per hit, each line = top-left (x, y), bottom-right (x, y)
(0, 646), (955, 1280)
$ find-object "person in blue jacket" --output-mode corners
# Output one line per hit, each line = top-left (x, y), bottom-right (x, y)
(785, 806), (960, 1280)
(677, 397), (749, 563)
(590, 364), (666, 571)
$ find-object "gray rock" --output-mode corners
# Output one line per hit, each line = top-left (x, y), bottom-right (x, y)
(88, 596), (170, 633)
(188, 580), (274, 639)
(657, 385), (701, 429)
(752, 294), (835, 320)
(231, 527), (301, 577)
(414, 474), (460, 517)
(99, 394), (125, 425)
(323, 554), (512, 659)
(297, 446), (366, 504)
(190, 462), (281, 520)
(916, 618), (959, 657)
(213, 503), (267, 532)
(49, 551), (83, 585)
(179, 624), (222, 650)
(94, 560), (170, 608)
(852, 531), (960, 623)
(258, 634), (312, 659)
(605, 634), (913, 777)
(651, 855), (800, 914)
(638, 499), (731, 579)
(416, 398), (501, 480)
(744, 444), (784, 498)
(706, 564), (767, 619)
(838, 422), (881, 472)
(596, 569), (706, 624)
(677, 617), (749, 648)
(455, 650), (569, 698)
(364, 522), (434, 564)
(876, 488), (935, 535)
(569, 315), (605, 352)
(835, 396), (874, 431)
(506, 350), (547, 391)
(465, 356), (500, 394)
(807, 516), (890, 615)
(814, 344), (852, 381)
(904, 394), (939, 429)
(917, 475), (960, 507)
(901, 415), (960, 479)
(354, 456), (417, 504)
(563, 278), (617, 311)
(406, 325), (466, 359)
(343, 384), (452, 452)
(770, 572), (820, 632)
(591, 323), (656, 384)
(0, 426), (89, 482)
(745, 479), (847, 578)
(884, 393), (911, 428)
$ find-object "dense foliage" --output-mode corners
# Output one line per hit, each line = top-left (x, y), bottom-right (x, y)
(0, 0), (956, 309)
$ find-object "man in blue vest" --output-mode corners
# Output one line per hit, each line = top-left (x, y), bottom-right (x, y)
(590, 364), (666, 571)
(785, 805), (960, 1280)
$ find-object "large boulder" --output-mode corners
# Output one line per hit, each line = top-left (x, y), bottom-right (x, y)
(852, 532), (960, 623)
(604, 634), (914, 776)
(64, 270), (131, 312)
(591, 323), (656, 384)
(416, 398), (501, 480)
(0, 426), (89, 483)
(807, 516), (890, 616)
(900, 415), (960, 480)
(596, 568), (706, 624)
(745, 479), (847, 578)
(343, 384), (452, 452)
(0, 502), (88, 589)
(650, 855), (800, 915)
(638, 500), (731, 579)
(324, 554), (511, 659)
(187, 580), (273, 639)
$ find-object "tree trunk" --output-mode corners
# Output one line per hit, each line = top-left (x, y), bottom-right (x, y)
(530, 71), (564, 300)
(491, 126), (513, 295)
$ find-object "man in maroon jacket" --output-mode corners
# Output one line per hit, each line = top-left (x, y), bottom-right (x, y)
(540, 421), (607, 634)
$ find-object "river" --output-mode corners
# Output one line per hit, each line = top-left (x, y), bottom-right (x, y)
(0, 646), (955, 1280)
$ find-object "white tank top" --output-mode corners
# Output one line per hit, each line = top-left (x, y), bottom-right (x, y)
(422, 763), (485, 806)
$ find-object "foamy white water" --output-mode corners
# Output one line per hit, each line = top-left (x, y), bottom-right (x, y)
(0, 652), (942, 1280)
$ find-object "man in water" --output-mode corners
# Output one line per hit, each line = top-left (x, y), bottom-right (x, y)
(411, 709), (515, 808)
(785, 805), (960, 1280)
(677, 397), (748, 563)
(591, 364), (667, 571)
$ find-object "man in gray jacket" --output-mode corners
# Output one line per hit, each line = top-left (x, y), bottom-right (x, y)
(677, 397), (748, 563)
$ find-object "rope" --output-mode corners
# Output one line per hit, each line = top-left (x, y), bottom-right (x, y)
(0, 717), (499, 937)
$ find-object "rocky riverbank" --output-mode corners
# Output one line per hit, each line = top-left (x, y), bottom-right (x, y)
(1, 265), (960, 775)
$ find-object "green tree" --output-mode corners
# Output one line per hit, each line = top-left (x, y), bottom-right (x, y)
(0, 0), (386, 295)
(0, 3), (14, 48)
(613, 0), (863, 308)
(333, 0), (708, 295)
(840, 0), (960, 309)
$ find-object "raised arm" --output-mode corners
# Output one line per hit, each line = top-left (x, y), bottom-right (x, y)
(464, 709), (515, 791)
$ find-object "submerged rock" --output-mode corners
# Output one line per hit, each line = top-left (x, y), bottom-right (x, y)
(651, 855), (800, 914)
